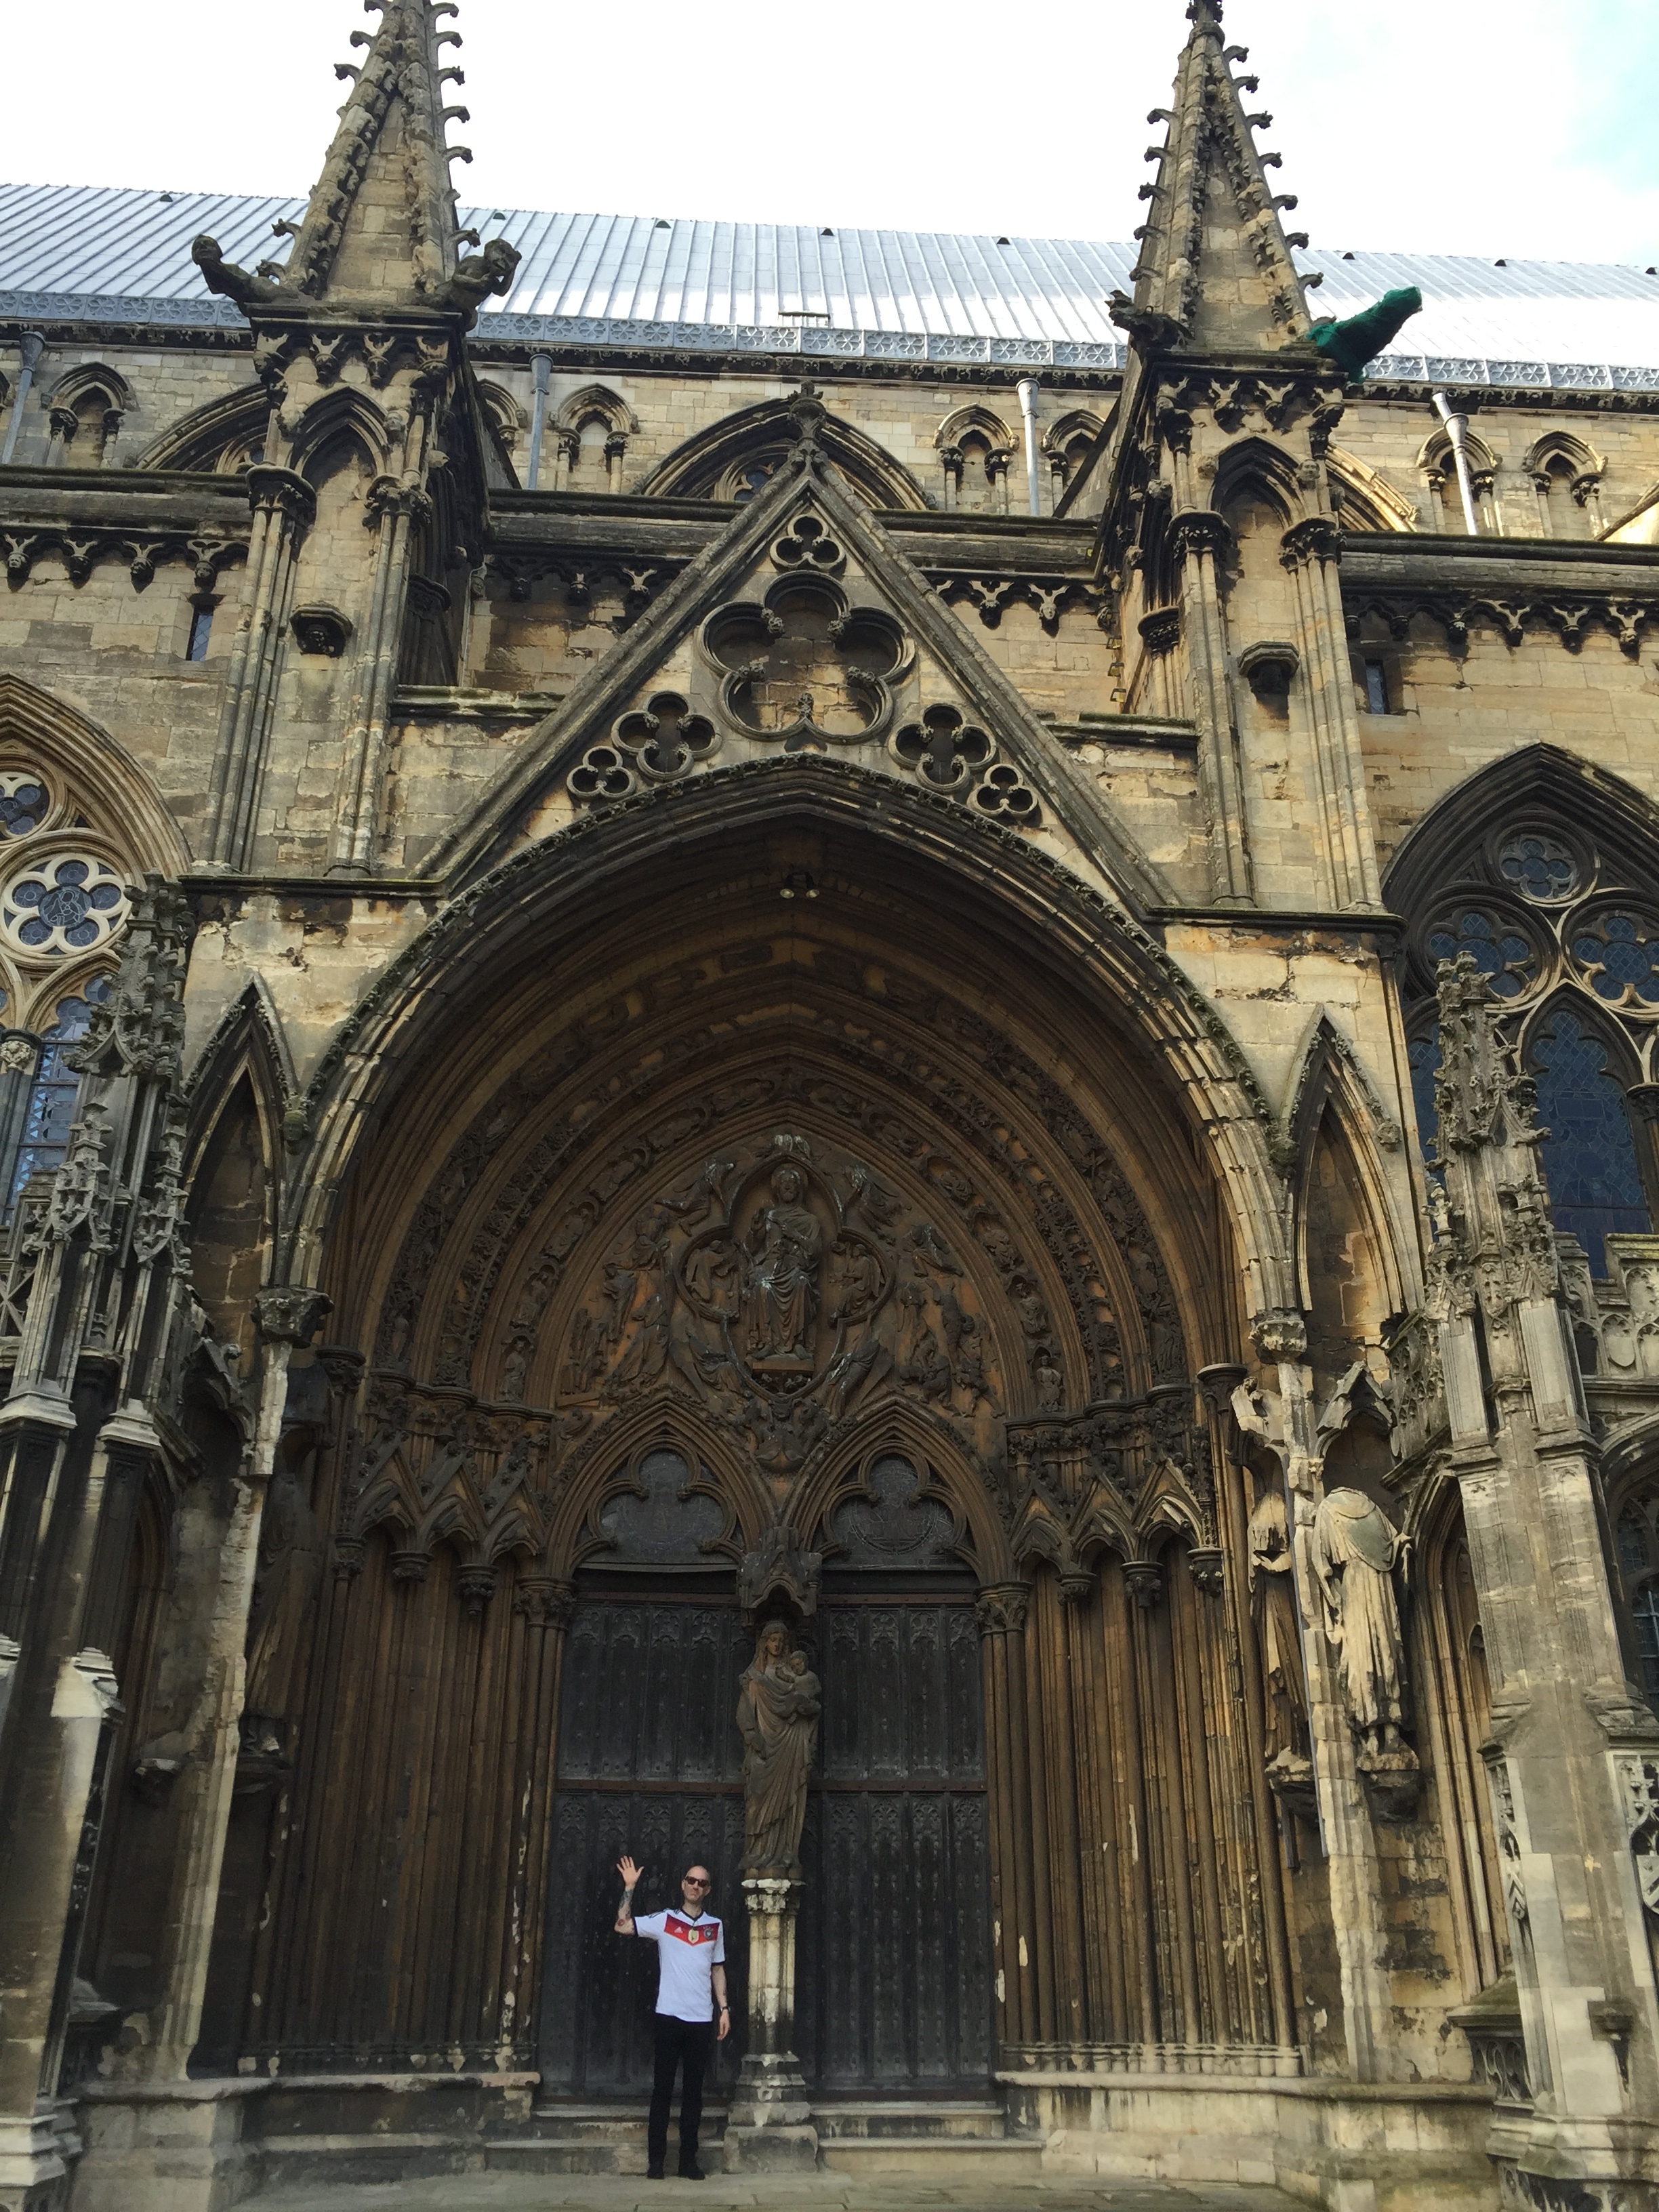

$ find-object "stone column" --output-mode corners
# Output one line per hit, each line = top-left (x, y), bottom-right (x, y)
(1172, 508), (1253, 905)
(1279, 514), (1382, 912)
(327, 476), (429, 873)
(722, 1875), (817, 2171)
(203, 466), (315, 870)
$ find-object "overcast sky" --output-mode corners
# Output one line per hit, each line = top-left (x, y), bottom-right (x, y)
(7, 0), (1656, 266)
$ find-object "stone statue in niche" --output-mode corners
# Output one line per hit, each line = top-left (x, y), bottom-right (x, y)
(1312, 1487), (1417, 1810)
(741, 1166), (823, 1366)
(1248, 1476), (1313, 1809)
(737, 1619), (821, 1877)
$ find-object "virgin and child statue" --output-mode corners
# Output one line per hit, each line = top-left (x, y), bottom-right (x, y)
(736, 1620), (821, 1877)
(741, 1167), (822, 1365)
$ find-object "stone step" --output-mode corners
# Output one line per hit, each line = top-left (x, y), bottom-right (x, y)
(811, 2099), (1008, 2139)
(819, 2135), (1044, 2179)
(521, 2106), (731, 2174)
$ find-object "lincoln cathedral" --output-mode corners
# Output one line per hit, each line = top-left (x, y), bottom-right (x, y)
(2, 2), (1659, 2207)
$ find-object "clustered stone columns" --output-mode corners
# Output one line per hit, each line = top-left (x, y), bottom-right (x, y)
(976, 1579), (1041, 2047)
(1172, 508), (1253, 905)
(203, 466), (316, 869)
(1278, 512), (1382, 910)
(722, 1877), (815, 2171)
(328, 473), (432, 873)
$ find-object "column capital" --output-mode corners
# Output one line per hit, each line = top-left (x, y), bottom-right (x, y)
(254, 1284), (332, 1346)
(245, 464), (316, 526)
(974, 1581), (1030, 1637)
(1250, 1307), (1307, 1362)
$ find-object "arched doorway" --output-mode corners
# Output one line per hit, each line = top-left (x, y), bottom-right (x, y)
(201, 782), (1292, 2091)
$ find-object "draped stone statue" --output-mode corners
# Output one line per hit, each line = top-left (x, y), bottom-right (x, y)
(741, 1168), (822, 1366)
(736, 1620), (821, 1877)
(1247, 1481), (1309, 1767)
(1311, 1486), (1410, 1757)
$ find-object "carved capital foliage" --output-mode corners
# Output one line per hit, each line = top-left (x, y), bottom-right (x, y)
(255, 1285), (334, 1347)
(1122, 1559), (1164, 1609)
(514, 1577), (576, 1631)
(245, 464), (318, 528)
(1250, 1307), (1307, 1363)
(1138, 606), (1183, 657)
(1278, 515), (1340, 569)
(1170, 509), (1234, 565)
(975, 1582), (1030, 1637)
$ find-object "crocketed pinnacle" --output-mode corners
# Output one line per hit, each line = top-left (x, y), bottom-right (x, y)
(1116, 0), (1315, 355)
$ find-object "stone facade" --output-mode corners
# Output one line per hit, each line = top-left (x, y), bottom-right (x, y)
(1, 3), (1658, 2209)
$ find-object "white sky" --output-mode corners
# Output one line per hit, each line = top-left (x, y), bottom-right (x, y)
(5, 0), (1656, 266)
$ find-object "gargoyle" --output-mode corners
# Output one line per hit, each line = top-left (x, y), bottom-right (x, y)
(191, 234), (286, 308)
(1107, 291), (1189, 353)
(443, 236), (521, 318)
(1309, 285), (1423, 382)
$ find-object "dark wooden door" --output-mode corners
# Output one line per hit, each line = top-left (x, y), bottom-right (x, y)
(540, 1590), (750, 2099)
(796, 1595), (991, 2093)
(541, 1581), (991, 2098)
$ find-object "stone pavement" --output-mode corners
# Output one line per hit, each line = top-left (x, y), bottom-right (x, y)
(255, 2173), (1301, 2212)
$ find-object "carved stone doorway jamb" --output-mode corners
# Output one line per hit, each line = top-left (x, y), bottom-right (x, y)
(723, 1876), (816, 2171)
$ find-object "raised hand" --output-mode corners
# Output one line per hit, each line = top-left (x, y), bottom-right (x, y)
(617, 1854), (642, 1891)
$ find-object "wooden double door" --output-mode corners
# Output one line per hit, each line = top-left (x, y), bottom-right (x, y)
(541, 1577), (991, 2097)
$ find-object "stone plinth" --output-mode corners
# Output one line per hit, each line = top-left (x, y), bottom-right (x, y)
(721, 1875), (817, 2173)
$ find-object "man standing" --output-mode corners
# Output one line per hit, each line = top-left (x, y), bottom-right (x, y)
(615, 1854), (731, 2180)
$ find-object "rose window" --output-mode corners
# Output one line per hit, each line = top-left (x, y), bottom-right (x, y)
(1425, 907), (1537, 998)
(1569, 909), (1659, 1010)
(0, 773), (50, 840)
(1498, 832), (1580, 903)
(1, 855), (129, 957)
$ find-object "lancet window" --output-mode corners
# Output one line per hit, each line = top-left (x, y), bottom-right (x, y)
(1399, 819), (1659, 1271)
(1614, 1488), (1659, 1706)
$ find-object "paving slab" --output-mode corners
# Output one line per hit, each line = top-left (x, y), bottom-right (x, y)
(254, 2173), (1302, 2212)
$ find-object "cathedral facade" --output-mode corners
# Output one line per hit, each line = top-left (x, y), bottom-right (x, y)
(2, 3), (1659, 2208)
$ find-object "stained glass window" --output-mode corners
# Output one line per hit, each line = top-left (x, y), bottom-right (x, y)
(1426, 909), (1535, 998)
(1570, 910), (1659, 1009)
(1633, 1582), (1659, 1709)
(1408, 1029), (1441, 1160)
(1529, 1008), (1650, 1271)
(7, 977), (113, 1219)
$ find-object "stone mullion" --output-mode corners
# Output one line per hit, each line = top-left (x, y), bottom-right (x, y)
(1174, 512), (1253, 905)
(1282, 518), (1382, 910)
(205, 467), (315, 870)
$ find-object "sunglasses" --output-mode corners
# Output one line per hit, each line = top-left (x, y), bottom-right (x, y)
(684, 1877), (711, 1889)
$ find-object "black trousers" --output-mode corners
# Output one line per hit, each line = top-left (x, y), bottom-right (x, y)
(648, 2014), (713, 2168)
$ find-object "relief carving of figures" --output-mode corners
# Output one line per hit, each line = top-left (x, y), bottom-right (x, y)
(737, 1619), (821, 1877)
(1311, 1486), (1413, 1760)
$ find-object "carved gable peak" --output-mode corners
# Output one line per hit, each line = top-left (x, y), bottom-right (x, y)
(1120, 0), (1315, 359)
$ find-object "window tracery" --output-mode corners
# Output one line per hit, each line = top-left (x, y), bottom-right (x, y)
(1616, 1490), (1659, 1708)
(1523, 432), (1605, 539)
(43, 365), (131, 470)
(1401, 816), (1659, 1269)
(936, 407), (1016, 516)
(5, 976), (114, 1218)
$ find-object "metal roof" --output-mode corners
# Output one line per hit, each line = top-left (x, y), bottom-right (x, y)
(3, 183), (1658, 390)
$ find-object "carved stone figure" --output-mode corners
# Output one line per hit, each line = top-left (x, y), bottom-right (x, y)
(1311, 1487), (1410, 1755)
(1248, 1480), (1309, 1765)
(741, 1168), (822, 1365)
(736, 1620), (821, 1877)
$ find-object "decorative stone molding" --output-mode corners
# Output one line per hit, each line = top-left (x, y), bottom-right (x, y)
(255, 1286), (333, 1347)
(290, 603), (354, 657)
(1614, 1752), (1659, 1919)
(1237, 638), (1299, 695)
(1250, 1309), (1307, 1363)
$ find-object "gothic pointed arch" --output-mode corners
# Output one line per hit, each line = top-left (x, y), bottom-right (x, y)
(136, 384), (271, 474)
(0, 673), (190, 878)
(637, 396), (928, 510)
(1327, 445), (1418, 533)
(288, 388), (396, 478)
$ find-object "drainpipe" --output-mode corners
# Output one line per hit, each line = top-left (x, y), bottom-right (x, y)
(525, 351), (552, 490)
(1017, 376), (1042, 517)
(1431, 390), (1481, 535)
(1, 332), (46, 466)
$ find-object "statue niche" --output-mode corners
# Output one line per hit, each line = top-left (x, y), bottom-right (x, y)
(1312, 1485), (1420, 1820)
(737, 1618), (821, 1877)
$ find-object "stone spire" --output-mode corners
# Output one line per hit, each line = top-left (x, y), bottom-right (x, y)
(1116, 0), (1314, 354)
(193, 0), (518, 323)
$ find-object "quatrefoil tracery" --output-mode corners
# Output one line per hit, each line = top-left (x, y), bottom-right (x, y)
(893, 703), (994, 797)
(567, 691), (719, 803)
(771, 512), (844, 576)
(703, 573), (909, 750)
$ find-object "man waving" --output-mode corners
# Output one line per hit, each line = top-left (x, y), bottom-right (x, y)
(615, 1855), (731, 2180)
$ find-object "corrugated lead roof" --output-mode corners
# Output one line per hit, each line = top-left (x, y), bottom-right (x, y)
(3, 183), (1658, 389)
